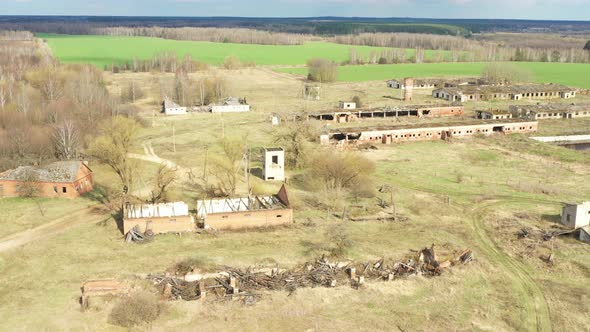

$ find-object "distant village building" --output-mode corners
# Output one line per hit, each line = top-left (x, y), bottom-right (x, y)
(263, 148), (285, 181)
(210, 97), (250, 113)
(306, 104), (464, 123)
(509, 103), (590, 120)
(387, 77), (491, 90)
(0, 161), (93, 198)
(196, 185), (292, 230)
(561, 202), (590, 229)
(123, 202), (195, 235)
(320, 120), (538, 146)
(162, 98), (187, 115)
(433, 84), (577, 102)
(476, 110), (513, 120)
(339, 101), (356, 110)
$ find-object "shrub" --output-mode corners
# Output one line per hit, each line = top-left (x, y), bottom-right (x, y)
(351, 96), (363, 108)
(109, 292), (164, 328)
(307, 58), (338, 83)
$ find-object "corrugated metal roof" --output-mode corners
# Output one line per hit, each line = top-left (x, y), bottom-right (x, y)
(125, 202), (190, 219)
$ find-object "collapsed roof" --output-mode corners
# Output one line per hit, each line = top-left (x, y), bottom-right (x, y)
(0, 161), (89, 183)
(125, 202), (190, 219)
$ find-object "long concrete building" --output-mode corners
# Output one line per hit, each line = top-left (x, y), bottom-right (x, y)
(433, 84), (576, 102)
(306, 104), (464, 123)
(509, 103), (590, 120)
(320, 120), (538, 146)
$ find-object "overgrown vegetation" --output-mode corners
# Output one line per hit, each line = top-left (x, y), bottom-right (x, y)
(307, 58), (338, 83)
(109, 291), (164, 328)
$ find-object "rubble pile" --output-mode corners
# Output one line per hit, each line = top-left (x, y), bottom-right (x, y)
(147, 245), (473, 303)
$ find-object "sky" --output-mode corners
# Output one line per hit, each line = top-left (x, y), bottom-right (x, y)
(0, 0), (590, 20)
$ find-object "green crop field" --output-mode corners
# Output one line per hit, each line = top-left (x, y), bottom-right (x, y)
(40, 34), (429, 67)
(277, 62), (590, 89)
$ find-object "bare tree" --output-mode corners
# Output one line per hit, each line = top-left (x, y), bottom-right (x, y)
(149, 163), (177, 203)
(273, 119), (317, 168)
(52, 120), (80, 160)
(16, 169), (40, 198)
(87, 116), (141, 192)
(307, 58), (338, 83)
(210, 137), (246, 196)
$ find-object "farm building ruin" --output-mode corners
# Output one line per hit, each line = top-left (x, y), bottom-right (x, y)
(476, 109), (513, 120)
(0, 161), (93, 198)
(509, 103), (590, 120)
(433, 84), (576, 102)
(561, 202), (590, 229)
(320, 120), (538, 146)
(387, 77), (491, 90)
(123, 202), (195, 235)
(196, 185), (292, 230)
(305, 104), (464, 123)
(339, 101), (356, 110)
(162, 98), (187, 115)
(210, 97), (250, 113)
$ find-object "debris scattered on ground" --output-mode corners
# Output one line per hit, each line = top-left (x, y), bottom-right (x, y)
(125, 225), (154, 243)
(147, 245), (473, 304)
(516, 227), (577, 242)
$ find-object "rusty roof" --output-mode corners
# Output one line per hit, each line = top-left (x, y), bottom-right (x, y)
(0, 161), (89, 183)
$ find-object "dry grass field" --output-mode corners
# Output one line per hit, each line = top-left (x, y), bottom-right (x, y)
(0, 68), (589, 331)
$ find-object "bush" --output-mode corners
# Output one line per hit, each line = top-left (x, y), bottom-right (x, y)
(109, 292), (164, 328)
(307, 58), (338, 83)
(585, 40), (590, 51)
(223, 56), (242, 69)
(351, 96), (363, 108)
(305, 150), (375, 194)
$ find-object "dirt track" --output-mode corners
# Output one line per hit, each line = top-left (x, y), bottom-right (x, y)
(0, 207), (101, 253)
(468, 202), (552, 332)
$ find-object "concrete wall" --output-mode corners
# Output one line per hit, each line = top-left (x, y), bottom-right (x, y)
(263, 149), (285, 181)
(165, 107), (187, 115)
(561, 203), (590, 229)
(123, 215), (195, 234)
(211, 105), (250, 113)
(205, 208), (293, 230)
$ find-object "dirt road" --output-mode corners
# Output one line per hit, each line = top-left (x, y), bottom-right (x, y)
(0, 207), (102, 253)
(468, 201), (552, 332)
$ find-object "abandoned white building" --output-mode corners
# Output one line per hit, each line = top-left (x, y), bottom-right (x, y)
(210, 97), (250, 113)
(123, 202), (195, 235)
(162, 98), (187, 115)
(387, 77), (490, 90)
(306, 104), (464, 123)
(509, 103), (590, 120)
(476, 110), (513, 120)
(263, 148), (285, 181)
(561, 202), (590, 229)
(433, 84), (577, 102)
(320, 120), (538, 146)
(196, 185), (292, 230)
(339, 101), (356, 110)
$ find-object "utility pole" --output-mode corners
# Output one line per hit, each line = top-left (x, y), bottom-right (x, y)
(152, 109), (155, 128)
(172, 123), (176, 153)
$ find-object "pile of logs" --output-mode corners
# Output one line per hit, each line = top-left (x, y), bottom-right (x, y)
(125, 225), (154, 243)
(147, 245), (473, 304)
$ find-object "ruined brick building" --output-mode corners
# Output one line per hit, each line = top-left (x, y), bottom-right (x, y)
(0, 161), (93, 198)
